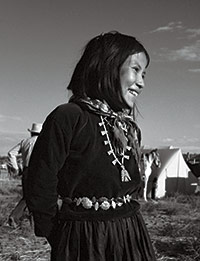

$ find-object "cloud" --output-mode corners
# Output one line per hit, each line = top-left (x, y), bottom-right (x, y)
(168, 41), (200, 62)
(150, 21), (183, 33)
(158, 40), (200, 62)
(0, 114), (22, 122)
(160, 136), (200, 153)
(149, 22), (200, 63)
(162, 138), (175, 143)
(186, 28), (200, 38)
(188, 68), (200, 73)
(176, 136), (200, 144)
(150, 22), (199, 38)
(180, 145), (200, 153)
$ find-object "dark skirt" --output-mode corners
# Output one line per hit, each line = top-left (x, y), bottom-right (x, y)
(50, 211), (156, 261)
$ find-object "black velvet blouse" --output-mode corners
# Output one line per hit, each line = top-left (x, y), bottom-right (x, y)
(27, 102), (142, 237)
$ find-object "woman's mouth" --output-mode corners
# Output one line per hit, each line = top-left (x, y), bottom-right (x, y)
(128, 89), (138, 97)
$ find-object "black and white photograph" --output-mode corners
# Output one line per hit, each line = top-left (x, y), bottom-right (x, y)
(0, 1), (200, 260)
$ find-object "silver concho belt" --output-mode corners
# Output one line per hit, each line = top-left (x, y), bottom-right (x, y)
(61, 194), (135, 211)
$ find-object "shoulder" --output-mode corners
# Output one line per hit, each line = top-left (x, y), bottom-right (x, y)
(44, 102), (88, 131)
(21, 136), (37, 146)
(49, 102), (83, 118)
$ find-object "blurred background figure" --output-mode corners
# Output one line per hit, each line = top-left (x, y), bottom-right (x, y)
(151, 177), (158, 201)
(185, 152), (200, 195)
(7, 123), (42, 228)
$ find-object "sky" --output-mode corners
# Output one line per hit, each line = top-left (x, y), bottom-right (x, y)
(0, 0), (200, 156)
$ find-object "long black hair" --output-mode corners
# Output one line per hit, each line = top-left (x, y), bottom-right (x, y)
(68, 31), (150, 113)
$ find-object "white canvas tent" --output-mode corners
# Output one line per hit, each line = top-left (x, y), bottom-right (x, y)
(142, 147), (197, 198)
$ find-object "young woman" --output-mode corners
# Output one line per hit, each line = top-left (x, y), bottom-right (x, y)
(27, 31), (156, 261)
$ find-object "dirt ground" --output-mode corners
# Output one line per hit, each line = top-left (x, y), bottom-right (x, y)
(0, 175), (200, 261)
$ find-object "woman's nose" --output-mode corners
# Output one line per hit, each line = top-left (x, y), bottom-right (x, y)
(136, 75), (145, 88)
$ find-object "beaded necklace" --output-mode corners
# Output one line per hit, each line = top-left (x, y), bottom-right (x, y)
(99, 115), (131, 182)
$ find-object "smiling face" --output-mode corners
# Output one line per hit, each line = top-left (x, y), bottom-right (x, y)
(120, 52), (148, 109)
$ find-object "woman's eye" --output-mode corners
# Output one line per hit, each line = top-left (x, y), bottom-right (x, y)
(132, 67), (139, 72)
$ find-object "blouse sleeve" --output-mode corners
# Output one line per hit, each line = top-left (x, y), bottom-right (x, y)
(7, 142), (22, 171)
(27, 105), (76, 238)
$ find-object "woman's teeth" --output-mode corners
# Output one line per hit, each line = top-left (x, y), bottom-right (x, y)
(129, 90), (138, 96)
